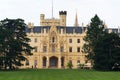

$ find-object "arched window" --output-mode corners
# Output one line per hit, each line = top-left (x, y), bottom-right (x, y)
(77, 60), (80, 64)
(52, 37), (55, 43)
(26, 59), (29, 66)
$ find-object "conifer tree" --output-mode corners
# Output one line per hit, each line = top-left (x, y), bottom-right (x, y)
(83, 14), (105, 61)
(94, 33), (120, 70)
(0, 18), (33, 70)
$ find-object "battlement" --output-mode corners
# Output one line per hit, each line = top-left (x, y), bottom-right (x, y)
(59, 11), (67, 15)
(40, 11), (67, 26)
(28, 22), (34, 28)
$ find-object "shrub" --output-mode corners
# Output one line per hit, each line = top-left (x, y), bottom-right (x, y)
(78, 64), (84, 69)
(67, 62), (73, 69)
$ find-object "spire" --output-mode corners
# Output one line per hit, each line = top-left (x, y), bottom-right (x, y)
(52, 0), (53, 18)
(74, 12), (79, 27)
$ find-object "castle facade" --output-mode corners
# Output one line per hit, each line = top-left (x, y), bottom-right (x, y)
(21, 11), (119, 69)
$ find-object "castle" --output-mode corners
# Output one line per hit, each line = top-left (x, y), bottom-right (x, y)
(21, 11), (119, 69)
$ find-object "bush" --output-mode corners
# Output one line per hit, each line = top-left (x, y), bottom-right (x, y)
(78, 64), (84, 69)
(67, 62), (73, 69)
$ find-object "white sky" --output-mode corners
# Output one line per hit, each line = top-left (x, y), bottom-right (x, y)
(0, 0), (120, 28)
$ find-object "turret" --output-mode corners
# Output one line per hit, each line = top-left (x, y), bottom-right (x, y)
(28, 22), (34, 32)
(28, 22), (34, 29)
(40, 14), (45, 20)
(40, 14), (45, 25)
(59, 11), (67, 26)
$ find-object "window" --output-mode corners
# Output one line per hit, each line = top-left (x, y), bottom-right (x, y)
(43, 28), (46, 33)
(43, 46), (47, 53)
(34, 60), (37, 68)
(69, 47), (72, 52)
(62, 19), (64, 22)
(34, 38), (37, 42)
(52, 45), (55, 53)
(43, 57), (47, 66)
(69, 39), (72, 43)
(29, 39), (31, 42)
(77, 47), (80, 52)
(26, 59), (29, 66)
(52, 37), (55, 43)
(34, 47), (37, 52)
(69, 60), (72, 64)
(77, 60), (80, 64)
(60, 46), (64, 52)
(77, 39), (80, 43)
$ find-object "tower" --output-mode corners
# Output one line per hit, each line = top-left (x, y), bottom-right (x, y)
(59, 11), (67, 26)
(40, 14), (45, 26)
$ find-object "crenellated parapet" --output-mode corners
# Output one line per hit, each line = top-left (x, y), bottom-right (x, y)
(59, 11), (67, 15)
(40, 11), (67, 27)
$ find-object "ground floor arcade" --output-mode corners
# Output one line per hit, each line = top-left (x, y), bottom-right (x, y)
(21, 54), (87, 69)
(42, 56), (65, 68)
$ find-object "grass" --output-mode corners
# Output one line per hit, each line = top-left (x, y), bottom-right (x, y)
(0, 69), (120, 80)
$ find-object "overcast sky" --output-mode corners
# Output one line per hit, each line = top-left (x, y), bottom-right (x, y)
(0, 0), (120, 28)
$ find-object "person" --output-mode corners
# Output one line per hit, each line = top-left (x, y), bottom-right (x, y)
(112, 63), (120, 71)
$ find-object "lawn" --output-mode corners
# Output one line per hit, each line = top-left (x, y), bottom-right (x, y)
(0, 69), (120, 80)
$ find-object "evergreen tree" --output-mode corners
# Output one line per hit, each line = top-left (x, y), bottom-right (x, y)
(0, 18), (33, 70)
(83, 14), (105, 61)
(94, 33), (120, 70)
(83, 14), (120, 71)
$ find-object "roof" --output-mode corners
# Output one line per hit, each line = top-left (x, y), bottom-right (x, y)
(57, 26), (85, 34)
(106, 28), (118, 33)
(26, 26), (86, 34)
(26, 26), (50, 33)
(25, 26), (119, 34)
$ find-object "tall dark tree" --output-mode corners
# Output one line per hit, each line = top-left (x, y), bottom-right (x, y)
(83, 14), (120, 71)
(93, 33), (120, 70)
(0, 18), (33, 70)
(83, 15), (105, 62)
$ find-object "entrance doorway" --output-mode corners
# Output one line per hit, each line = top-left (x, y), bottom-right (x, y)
(50, 56), (58, 67)
(43, 57), (46, 67)
(61, 57), (64, 67)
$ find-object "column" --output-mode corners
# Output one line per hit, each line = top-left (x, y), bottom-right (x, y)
(39, 56), (43, 68)
(58, 57), (61, 68)
(64, 56), (67, 69)
(46, 56), (49, 68)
